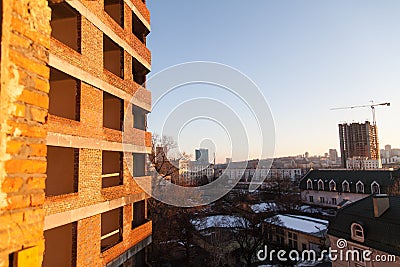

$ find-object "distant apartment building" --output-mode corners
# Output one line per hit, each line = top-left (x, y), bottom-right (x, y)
(328, 195), (400, 266)
(339, 121), (381, 168)
(263, 214), (329, 253)
(0, 0), (153, 266)
(214, 159), (306, 191)
(381, 157), (400, 166)
(300, 169), (399, 208)
(381, 144), (400, 167)
(216, 159), (304, 180)
(381, 144), (400, 158)
(266, 168), (303, 181)
(195, 148), (209, 163)
(173, 148), (214, 185)
(179, 159), (214, 183)
(346, 157), (381, 170)
(329, 149), (339, 163)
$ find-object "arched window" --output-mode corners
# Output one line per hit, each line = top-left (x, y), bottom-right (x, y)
(329, 180), (336, 191)
(318, 179), (324, 191)
(342, 180), (350, 192)
(371, 181), (380, 195)
(307, 179), (313, 190)
(351, 223), (364, 242)
(356, 181), (364, 193)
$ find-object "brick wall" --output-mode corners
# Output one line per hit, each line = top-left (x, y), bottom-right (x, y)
(44, 0), (153, 266)
(0, 0), (152, 265)
(0, 0), (51, 265)
(77, 215), (101, 267)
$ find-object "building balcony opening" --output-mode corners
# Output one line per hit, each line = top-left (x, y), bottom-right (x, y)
(49, 1), (81, 52)
(132, 200), (146, 228)
(102, 151), (123, 188)
(133, 153), (146, 177)
(46, 146), (78, 196)
(104, 0), (124, 28)
(103, 92), (123, 131)
(43, 223), (77, 267)
(101, 208), (123, 252)
(132, 57), (149, 86)
(132, 11), (149, 44)
(103, 34), (124, 78)
(132, 105), (147, 131)
(49, 68), (80, 121)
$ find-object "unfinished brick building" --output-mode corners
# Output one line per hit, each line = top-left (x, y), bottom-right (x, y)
(0, 0), (152, 266)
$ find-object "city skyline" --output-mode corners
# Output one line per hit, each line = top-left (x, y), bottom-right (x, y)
(147, 1), (400, 160)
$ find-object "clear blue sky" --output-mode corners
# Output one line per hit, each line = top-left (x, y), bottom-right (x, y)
(146, 1), (400, 161)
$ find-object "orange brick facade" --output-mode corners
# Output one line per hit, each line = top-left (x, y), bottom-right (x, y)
(0, 0), (152, 266)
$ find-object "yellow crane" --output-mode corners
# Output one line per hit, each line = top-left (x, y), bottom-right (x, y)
(330, 101), (390, 125)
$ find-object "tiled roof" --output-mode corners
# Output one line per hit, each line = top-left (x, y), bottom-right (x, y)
(328, 196), (400, 256)
(299, 169), (400, 194)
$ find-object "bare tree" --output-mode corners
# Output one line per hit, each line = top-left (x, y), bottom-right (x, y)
(231, 217), (265, 266)
(148, 134), (193, 185)
(147, 190), (206, 266)
(387, 178), (400, 196)
(149, 134), (179, 178)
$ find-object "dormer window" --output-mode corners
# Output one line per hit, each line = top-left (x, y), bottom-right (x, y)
(342, 180), (350, 193)
(351, 223), (364, 242)
(356, 181), (364, 194)
(329, 180), (336, 191)
(371, 181), (380, 195)
(307, 179), (313, 190)
(318, 179), (324, 191)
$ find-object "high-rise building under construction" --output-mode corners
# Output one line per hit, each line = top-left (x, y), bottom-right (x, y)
(339, 121), (380, 168)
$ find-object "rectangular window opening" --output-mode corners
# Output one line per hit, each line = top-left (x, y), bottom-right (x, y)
(104, 0), (124, 28)
(132, 200), (146, 228)
(132, 105), (147, 131)
(49, 1), (81, 52)
(103, 34), (124, 78)
(101, 208), (123, 252)
(8, 253), (14, 267)
(46, 146), (78, 196)
(132, 57), (149, 86)
(132, 11), (149, 44)
(49, 68), (81, 121)
(103, 92), (123, 131)
(102, 151), (123, 188)
(43, 222), (77, 267)
(133, 153), (146, 177)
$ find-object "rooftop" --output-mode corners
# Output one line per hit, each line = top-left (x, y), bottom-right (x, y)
(299, 169), (400, 193)
(328, 195), (400, 256)
(265, 214), (328, 237)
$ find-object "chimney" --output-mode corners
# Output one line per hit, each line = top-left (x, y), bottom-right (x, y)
(373, 194), (390, 218)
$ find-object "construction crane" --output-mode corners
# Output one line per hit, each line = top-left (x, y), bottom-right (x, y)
(330, 101), (390, 125)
